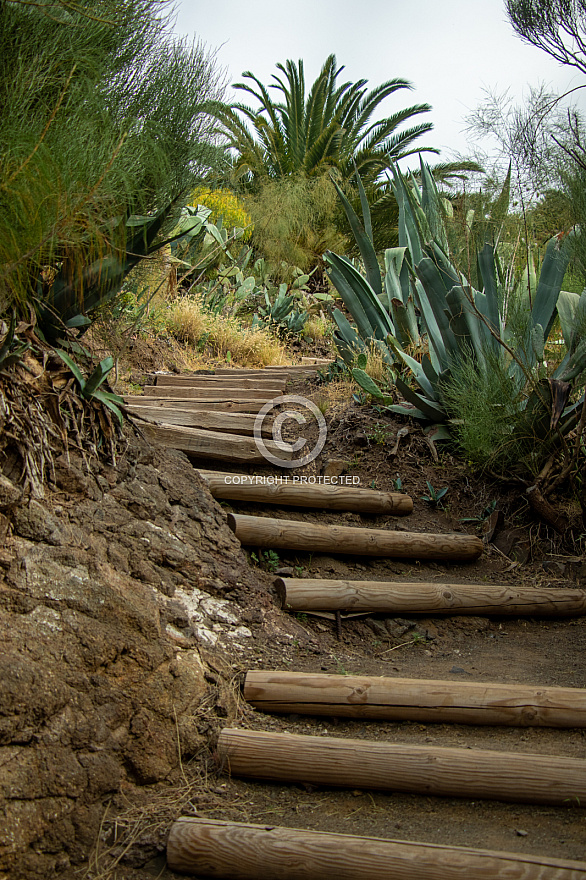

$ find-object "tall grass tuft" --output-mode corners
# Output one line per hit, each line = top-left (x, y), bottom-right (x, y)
(165, 297), (285, 367)
(0, 0), (226, 314)
(440, 350), (533, 474)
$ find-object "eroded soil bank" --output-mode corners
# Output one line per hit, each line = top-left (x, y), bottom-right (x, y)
(1, 385), (585, 879)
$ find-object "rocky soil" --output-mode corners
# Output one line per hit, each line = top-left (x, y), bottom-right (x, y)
(0, 436), (304, 879)
(0, 373), (585, 879)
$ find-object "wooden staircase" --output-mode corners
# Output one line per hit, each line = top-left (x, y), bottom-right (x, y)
(127, 367), (586, 879)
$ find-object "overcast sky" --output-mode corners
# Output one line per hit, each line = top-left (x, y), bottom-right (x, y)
(172, 0), (586, 165)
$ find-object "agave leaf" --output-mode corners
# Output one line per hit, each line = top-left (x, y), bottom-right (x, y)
(324, 251), (393, 340)
(420, 353), (442, 392)
(91, 389), (124, 426)
(414, 258), (459, 362)
(83, 356), (115, 398)
(331, 308), (363, 344)
(386, 335), (437, 401)
(411, 279), (443, 371)
(384, 247), (408, 307)
(419, 157), (449, 252)
(426, 242), (461, 293)
(530, 324), (545, 364)
(331, 308), (366, 365)
(395, 376), (446, 421)
(386, 402), (430, 419)
(557, 289), (586, 352)
(476, 243), (501, 340)
(354, 164), (375, 246)
(330, 176), (381, 297)
(56, 350), (86, 390)
(554, 337), (586, 383)
(445, 285), (488, 365)
(391, 166), (424, 266)
(391, 298), (419, 347)
(529, 233), (572, 342)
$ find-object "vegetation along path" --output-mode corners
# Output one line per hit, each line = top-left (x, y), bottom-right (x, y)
(121, 365), (586, 879)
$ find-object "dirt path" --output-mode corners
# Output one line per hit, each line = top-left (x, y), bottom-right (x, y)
(117, 369), (586, 878)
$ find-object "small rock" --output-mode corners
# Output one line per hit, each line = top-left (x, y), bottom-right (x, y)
(321, 459), (349, 478)
(12, 499), (59, 541)
(421, 622), (438, 641)
(386, 619), (413, 638)
(366, 618), (388, 639)
(0, 474), (22, 508)
(274, 566), (294, 576)
(355, 432), (369, 447)
(515, 829), (529, 837)
(450, 666), (472, 675)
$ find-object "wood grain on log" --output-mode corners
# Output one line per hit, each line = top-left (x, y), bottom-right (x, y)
(275, 577), (586, 615)
(143, 384), (282, 400)
(197, 471), (413, 514)
(125, 407), (272, 436)
(124, 396), (269, 413)
(153, 374), (286, 390)
(167, 817), (586, 879)
(227, 514), (483, 561)
(142, 424), (292, 463)
(218, 728), (586, 805)
(244, 670), (586, 727)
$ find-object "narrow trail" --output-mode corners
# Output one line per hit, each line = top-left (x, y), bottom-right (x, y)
(126, 365), (586, 877)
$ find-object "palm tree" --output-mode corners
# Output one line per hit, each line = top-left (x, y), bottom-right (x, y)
(212, 54), (437, 188)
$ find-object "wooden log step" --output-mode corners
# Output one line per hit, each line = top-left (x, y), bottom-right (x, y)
(214, 362), (327, 372)
(125, 407), (273, 436)
(124, 396), (269, 413)
(275, 577), (586, 615)
(142, 424), (293, 464)
(167, 817), (586, 879)
(197, 471), (413, 514)
(218, 728), (586, 806)
(143, 384), (282, 400)
(244, 670), (586, 727)
(227, 514), (483, 562)
(153, 374), (286, 390)
(206, 367), (319, 379)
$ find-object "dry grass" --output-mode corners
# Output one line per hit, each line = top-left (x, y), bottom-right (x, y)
(308, 378), (355, 416)
(303, 314), (332, 341)
(165, 296), (286, 367)
(364, 346), (390, 385)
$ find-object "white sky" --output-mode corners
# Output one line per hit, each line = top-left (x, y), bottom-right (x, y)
(172, 0), (586, 163)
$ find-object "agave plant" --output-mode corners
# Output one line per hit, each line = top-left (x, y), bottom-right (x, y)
(253, 283), (309, 336)
(324, 168), (418, 369)
(37, 204), (210, 343)
(57, 352), (124, 425)
(386, 161), (577, 426)
(325, 157), (586, 464)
